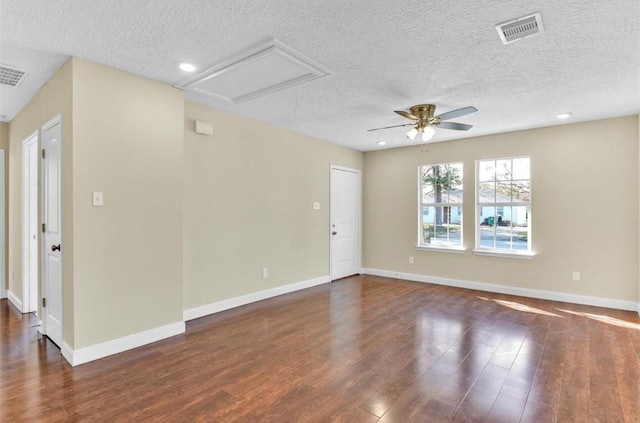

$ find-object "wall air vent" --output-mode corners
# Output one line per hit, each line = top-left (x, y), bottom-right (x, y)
(495, 13), (544, 45)
(0, 64), (29, 87)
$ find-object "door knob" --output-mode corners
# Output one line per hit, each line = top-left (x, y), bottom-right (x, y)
(332, 231), (338, 235)
(51, 244), (61, 252)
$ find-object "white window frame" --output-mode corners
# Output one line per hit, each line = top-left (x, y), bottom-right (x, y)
(417, 162), (465, 253)
(474, 156), (533, 259)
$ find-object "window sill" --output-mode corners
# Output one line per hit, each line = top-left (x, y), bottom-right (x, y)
(416, 245), (466, 254)
(472, 249), (535, 260)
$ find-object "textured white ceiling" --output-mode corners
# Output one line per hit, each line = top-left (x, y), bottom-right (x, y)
(1, 0), (639, 151)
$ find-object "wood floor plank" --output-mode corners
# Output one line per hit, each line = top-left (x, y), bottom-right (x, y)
(449, 363), (510, 421)
(1, 275), (639, 422)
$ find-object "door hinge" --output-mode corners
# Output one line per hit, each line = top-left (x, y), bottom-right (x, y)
(42, 223), (46, 233)
(42, 149), (45, 159)
(42, 297), (46, 308)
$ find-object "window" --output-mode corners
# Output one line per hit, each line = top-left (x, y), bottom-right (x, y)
(476, 157), (531, 253)
(418, 162), (463, 248)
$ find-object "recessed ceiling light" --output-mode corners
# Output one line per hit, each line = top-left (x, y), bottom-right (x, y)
(179, 63), (197, 72)
(557, 112), (572, 119)
(377, 141), (386, 146)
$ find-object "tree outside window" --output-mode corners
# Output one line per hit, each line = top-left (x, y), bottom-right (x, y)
(419, 163), (463, 247)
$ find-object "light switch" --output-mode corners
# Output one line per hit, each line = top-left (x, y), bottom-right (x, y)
(313, 202), (320, 210)
(93, 192), (104, 207)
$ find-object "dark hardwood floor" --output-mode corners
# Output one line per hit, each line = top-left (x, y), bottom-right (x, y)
(2, 275), (639, 422)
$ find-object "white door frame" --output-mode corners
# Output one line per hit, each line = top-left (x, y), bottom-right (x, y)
(0, 149), (5, 300)
(21, 131), (39, 313)
(329, 165), (362, 280)
(41, 113), (63, 342)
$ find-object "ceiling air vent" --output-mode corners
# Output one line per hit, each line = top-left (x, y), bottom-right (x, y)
(495, 13), (544, 45)
(0, 64), (29, 87)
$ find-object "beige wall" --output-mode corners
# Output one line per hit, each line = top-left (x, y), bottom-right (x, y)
(364, 116), (639, 303)
(72, 58), (184, 348)
(7, 57), (184, 350)
(0, 122), (8, 149)
(183, 102), (363, 309)
(0, 122), (8, 292)
(8, 59), (74, 343)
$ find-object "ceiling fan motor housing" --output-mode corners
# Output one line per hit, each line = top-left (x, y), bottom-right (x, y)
(409, 104), (436, 120)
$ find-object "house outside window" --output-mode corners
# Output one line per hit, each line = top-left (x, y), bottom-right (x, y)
(476, 157), (531, 253)
(418, 162), (463, 248)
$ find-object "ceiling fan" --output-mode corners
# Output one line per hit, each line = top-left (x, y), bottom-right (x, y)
(368, 104), (478, 141)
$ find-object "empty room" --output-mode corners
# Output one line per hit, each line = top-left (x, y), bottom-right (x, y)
(1, 1), (639, 422)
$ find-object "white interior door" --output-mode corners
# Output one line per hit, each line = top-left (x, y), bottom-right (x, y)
(330, 166), (361, 280)
(21, 133), (39, 313)
(42, 116), (63, 347)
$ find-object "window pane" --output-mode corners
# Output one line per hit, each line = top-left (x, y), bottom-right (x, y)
(496, 182), (511, 202)
(511, 181), (530, 202)
(495, 222), (513, 249)
(451, 206), (462, 224)
(478, 182), (495, 203)
(509, 207), (529, 250)
(509, 206), (529, 228)
(496, 159), (511, 181)
(479, 206), (496, 248)
(448, 163), (464, 190)
(433, 206), (461, 246)
(443, 186), (464, 203)
(478, 160), (495, 182)
(512, 158), (530, 180)
(423, 185), (436, 203)
(422, 206), (433, 244)
(434, 224), (449, 242)
(422, 224), (433, 244)
(422, 206), (435, 225)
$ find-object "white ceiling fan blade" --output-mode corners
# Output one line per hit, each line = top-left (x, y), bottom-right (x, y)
(367, 123), (415, 132)
(436, 106), (478, 121)
(438, 121), (473, 131)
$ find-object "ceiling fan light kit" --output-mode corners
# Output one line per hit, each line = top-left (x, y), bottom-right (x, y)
(406, 127), (418, 140)
(368, 103), (477, 144)
(422, 126), (435, 141)
(406, 125), (435, 141)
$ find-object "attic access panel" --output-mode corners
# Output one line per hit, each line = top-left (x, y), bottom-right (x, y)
(182, 40), (331, 103)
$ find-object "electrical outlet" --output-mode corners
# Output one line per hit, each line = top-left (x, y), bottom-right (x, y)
(572, 271), (580, 282)
(262, 267), (268, 278)
(92, 191), (104, 207)
(409, 256), (414, 264)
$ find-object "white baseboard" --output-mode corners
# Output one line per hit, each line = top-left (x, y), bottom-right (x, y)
(184, 275), (331, 321)
(7, 290), (23, 312)
(61, 341), (74, 364)
(0, 285), (6, 299)
(362, 268), (639, 312)
(62, 321), (185, 367)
